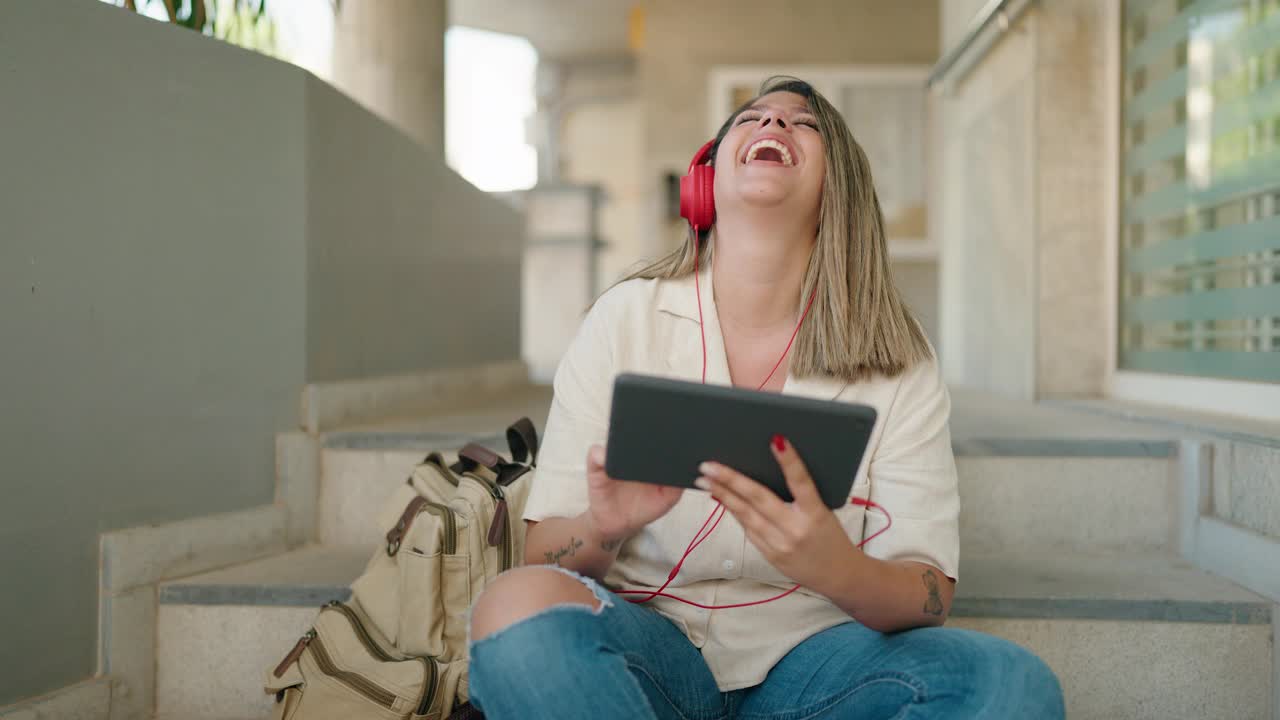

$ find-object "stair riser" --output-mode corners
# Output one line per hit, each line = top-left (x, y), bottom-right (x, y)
(950, 617), (1273, 720)
(958, 456), (1177, 553)
(318, 448), (427, 547)
(156, 605), (315, 720)
(320, 450), (1179, 555)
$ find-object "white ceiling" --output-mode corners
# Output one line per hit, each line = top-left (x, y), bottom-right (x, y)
(448, 0), (634, 59)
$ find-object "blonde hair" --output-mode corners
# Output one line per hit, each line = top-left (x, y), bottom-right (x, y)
(622, 76), (931, 381)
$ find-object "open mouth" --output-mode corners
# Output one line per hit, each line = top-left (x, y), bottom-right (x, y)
(743, 138), (795, 167)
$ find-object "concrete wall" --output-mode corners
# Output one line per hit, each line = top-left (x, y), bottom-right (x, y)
(637, 0), (941, 259)
(934, 11), (1038, 398)
(305, 76), (522, 381)
(1032, 1), (1109, 397)
(0, 1), (519, 705)
(932, 0), (1110, 399)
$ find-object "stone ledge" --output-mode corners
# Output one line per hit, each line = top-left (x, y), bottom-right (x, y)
(300, 360), (530, 435)
(952, 597), (1270, 624)
(953, 437), (1176, 457)
(100, 505), (287, 595)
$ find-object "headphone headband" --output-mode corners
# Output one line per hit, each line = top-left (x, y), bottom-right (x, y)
(688, 140), (716, 172)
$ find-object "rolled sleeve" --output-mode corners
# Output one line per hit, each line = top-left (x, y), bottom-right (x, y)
(521, 298), (614, 523)
(862, 355), (961, 580)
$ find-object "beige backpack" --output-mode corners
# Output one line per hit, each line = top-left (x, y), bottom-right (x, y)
(265, 419), (538, 719)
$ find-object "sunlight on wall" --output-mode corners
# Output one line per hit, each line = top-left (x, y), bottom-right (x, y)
(446, 26), (538, 192)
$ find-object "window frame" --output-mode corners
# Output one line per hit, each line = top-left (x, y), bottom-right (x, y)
(1104, 0), (1280, 422)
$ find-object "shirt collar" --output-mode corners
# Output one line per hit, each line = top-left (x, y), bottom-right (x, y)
(655, 264), (848, 402)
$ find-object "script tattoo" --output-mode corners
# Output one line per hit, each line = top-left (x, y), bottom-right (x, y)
(543, 536), (585, 565)
(922, 570), (945, 616)
(600, 537), (623, 553)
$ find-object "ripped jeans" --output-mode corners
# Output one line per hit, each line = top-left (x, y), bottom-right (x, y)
(467, 567), (1065, 720)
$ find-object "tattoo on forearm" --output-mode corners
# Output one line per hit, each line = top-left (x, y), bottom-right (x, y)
(543, 536), (585, 565)
(922, 570), (945, 616)
(600, 537), (623, 553)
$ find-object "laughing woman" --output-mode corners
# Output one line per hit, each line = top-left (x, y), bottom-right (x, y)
(465, 77), (1065, 720)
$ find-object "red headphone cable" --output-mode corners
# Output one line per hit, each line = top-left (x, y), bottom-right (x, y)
(619, 227), (890, 609)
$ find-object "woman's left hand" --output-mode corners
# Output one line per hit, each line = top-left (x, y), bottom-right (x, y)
(695, 435), (856, 593)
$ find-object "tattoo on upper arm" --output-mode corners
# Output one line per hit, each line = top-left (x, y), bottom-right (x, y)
(600, 537), (623, 553)
(543, 536), (585, 565)
(922, 570), (945, 616)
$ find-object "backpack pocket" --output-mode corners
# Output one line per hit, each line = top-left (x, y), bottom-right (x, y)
(266, 601), (441, 720)
(396, 541), (447, 659)
(355, 490), (456, 659)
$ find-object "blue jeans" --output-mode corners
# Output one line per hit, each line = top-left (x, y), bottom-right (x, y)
(468, 569), (1065, 720)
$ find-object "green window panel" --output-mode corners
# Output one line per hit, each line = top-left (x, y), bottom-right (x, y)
(1119, 0), (1280, 384)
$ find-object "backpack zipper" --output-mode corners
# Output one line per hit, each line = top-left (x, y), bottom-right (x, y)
(324, 602), (395, 661)
(415, 656), (440, 715)
(464, 471), (513, 571)
(273, 629), (315, 678)
(324, 601), (438, 715)
(309, 632), (398, 709)
(422, 502), (457, 555)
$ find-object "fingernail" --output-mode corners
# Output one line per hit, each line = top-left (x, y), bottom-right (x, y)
(698, 462), (715, 476)
(772, 434), (787, 452)
(694, 477), (711, 491)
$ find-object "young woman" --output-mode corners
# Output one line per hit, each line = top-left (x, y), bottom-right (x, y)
(466, 77), (1064, 719)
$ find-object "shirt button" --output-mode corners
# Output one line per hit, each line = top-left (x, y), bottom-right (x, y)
(722, 560), (735, 571)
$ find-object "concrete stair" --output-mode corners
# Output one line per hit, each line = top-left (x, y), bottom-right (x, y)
(154, 545), (1274, 719)
(149, 386), (1277, 720)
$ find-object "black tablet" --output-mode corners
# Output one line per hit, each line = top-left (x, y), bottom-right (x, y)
(604, 373), (878, 509)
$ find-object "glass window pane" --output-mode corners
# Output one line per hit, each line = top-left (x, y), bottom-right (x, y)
(1119, 0), (1280, 383)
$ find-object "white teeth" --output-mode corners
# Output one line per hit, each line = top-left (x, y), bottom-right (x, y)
(745, 139), (794, 166)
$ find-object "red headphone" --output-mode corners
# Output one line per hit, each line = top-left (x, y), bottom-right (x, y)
(679, 140), (717, 231)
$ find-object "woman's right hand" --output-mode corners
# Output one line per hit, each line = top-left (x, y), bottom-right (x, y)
(585, 444), (683, 544)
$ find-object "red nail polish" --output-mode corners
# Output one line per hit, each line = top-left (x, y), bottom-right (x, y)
(772, 434), (786, 452)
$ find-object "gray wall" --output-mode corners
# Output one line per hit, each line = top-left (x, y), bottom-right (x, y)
(305, 76), (522, 382)
(0, 1), (520, 705)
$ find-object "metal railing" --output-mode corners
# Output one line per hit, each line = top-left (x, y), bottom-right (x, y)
(927, 0), (1040, 89)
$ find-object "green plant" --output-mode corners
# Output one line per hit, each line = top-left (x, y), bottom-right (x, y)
(109, 0), (277, 56)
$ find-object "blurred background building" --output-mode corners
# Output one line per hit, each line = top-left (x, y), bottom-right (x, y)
(2, 1), (1278, 718)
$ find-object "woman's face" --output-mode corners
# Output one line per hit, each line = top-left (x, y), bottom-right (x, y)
(712, 91), (826, 219)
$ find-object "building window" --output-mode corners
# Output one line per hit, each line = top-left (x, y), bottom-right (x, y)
(1119, 0), (1280, 383)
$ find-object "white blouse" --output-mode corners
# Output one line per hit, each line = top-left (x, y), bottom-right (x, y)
(521, 265), (961, 692)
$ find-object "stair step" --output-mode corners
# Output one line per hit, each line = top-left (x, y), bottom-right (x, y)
(957, 455), (1178, 554)
(316, 386), (552, 547)
(159, 544), (366, 607)
(155, 545), (1272, 720)
(315, 383), (1188, 554)
(155, 546), (367, 719)
(318, 444), (1181, 553)
(954, 551), (1270, 623)
(951, 551), (1272, 720)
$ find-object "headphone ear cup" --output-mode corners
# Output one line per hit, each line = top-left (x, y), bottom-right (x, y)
(679, 164), (716, 230)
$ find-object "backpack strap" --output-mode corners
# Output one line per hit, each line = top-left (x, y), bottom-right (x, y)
(506, 418), (539, 467)
(418, 452), (460, 487)
(457, 440), (533, 488)
(457, 443), (502, 472)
